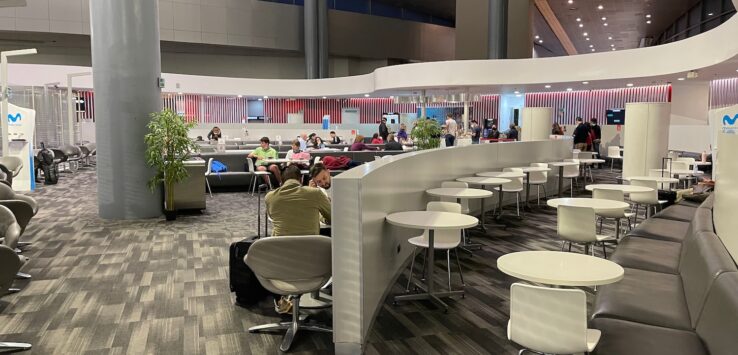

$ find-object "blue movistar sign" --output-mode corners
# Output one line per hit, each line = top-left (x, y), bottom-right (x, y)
(7, 113), (20, 123)
(723, 113), (738, 134)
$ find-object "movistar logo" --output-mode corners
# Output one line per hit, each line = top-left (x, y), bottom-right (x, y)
(723, 114), (738, 134)
(7, 113), (20, 123)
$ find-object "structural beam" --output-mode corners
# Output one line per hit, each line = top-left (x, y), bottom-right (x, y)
(534, 0), (578, 55)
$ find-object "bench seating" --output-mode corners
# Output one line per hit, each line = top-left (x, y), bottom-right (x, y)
(591, 194), (738, 355)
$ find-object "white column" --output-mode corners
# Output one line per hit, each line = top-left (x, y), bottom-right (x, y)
(622, 102), (671, 178)
(462, 99), (470, 133)
(713, 120), (738, 260)
(520, 107), (552, 141)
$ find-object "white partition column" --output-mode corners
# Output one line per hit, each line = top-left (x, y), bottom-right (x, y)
(520, 107), (553, 141)
(714, 111), (738, 261)
(622, 102), (671, 178)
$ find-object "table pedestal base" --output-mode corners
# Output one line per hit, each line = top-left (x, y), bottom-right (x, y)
(394, 288), (464, 311)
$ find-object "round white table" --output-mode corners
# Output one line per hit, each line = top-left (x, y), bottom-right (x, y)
(585, 184), (654, 193)
(477, 171), (525, 179)
(497, 251), (624, 287)
(651, 168), (704, 176)
(426, 187), (493, 231)
(548, 161), (580, 198)
(263, 158), (309, 164)
(577, 158), (607, 182)
(623, 176), (679, 184)
(511, 166), (552, 211)
(456, 177), (511, 229)
(386, 211), (479, 310)
(547, 197), (630, 213)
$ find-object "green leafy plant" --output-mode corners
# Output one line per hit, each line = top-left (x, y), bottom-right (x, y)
(411, 118), (442, 150)
(144, 108), (199, 212)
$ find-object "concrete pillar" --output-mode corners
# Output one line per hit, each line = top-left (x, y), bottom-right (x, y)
(304, 0), (319, 79)
(90, 0), (163, 219)
(506, 0), (534, 59)
(521, 107), (553, 141)
(488, 0), (508, 59)
(622, 102), (671, 178)
(463, 99), (470, 134)
(318, 0), (329, 78)
(456, 0), (532, 60)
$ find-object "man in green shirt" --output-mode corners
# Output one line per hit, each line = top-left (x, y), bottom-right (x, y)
(266, 165), (331, 236)
(248, 136), (281, 185)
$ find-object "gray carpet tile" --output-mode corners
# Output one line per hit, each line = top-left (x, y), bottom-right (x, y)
(1, 165), (629, 354)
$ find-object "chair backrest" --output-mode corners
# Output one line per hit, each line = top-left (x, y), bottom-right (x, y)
(206, 158), (214, 176)
(557, 205), (597, 243)
(440, 181), (470, 212)
(374, 156), (381, 161)
(529, 163), (548, 183)
(648, 170), (671, 190)
(592, 188), (624, 202)
(676, 157), (696, 165)
(501, 168), (524, 190)
(562, 159), (580, 177)
(419, 202), (463, 247)
(695, 273), (738, 355)
(245, 235), (332, 296)
(672, 161), (690, 171)
(509, 282), (589, 354)
(607, 146), (621, 158)
(0, 156), (22, 174)
(0, 205), (21, 250)
(630, 179), (659, 204)
(246, 157), (256, 172)
(343, 147), (349, 151)
(0, 244), (21, 296)
(0, 182), (15, 200)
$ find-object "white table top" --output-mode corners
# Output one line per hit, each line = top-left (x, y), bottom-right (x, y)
(456, 176), (511, 186)
(547, 198), (630, 212)
(692, 161), (712, 166)
(650, 169), (704, 176)
(477, 171), (525, 179)
(624, 176), (679, 184)
(264, 158), (309, 164)
(585, 184), (654, 193)
(426, 187), (493, 199)
(578, 158), (606, 164)
(548, 161), (580, 167)
(386, 211), (479, 230)
(510, 166), (551, 173)
(497, 251), (625, 286)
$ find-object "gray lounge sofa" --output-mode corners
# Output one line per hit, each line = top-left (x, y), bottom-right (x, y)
(591, 194), (738, 355)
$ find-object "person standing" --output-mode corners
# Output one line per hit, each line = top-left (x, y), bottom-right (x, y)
(207, 126), (222, 141)
(470, 120), (482, 144)
(552, 122), (564, 135)
(590, 118), (602, 157)
(506, 124), (519, 141)
(444, 114), (457, 147)
(572, 117), (589, 151)
(378, 117), (389, 142)
(329, 131), (341, 144)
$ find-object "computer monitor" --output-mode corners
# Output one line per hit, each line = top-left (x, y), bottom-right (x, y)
(382, 113), (399, 124)
(606, 109), (625, 125)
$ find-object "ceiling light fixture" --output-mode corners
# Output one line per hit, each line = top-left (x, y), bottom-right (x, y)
(177, 92), (183, 95)
(611, 44), (615, 47)
(646, 14), (651, 18)
(364, 94), (370, 97)
(576, 17), (581, 22)
(597, 5), (603, 10)
(582, 81), (589, 84)
(586, 37), (591, 41)
(626, 83), (634, 87)
(591, 48), (596, 52)
(646, 20), (652, 24)
(514, 91), (520, 94)
(263, 95), (269, 99)
(583, 32), (588, 36)
(237, 95), (242, 98)
(566, 88), (573, 91)
(322, 96), (327, 99)
(589, 44), (594, 48)
(535, 35), (540, 39)
(708, 13), (714, 16)
(611, 48), (616, 51)
(677, 78), (685, 81)
(258, 98), (263, 101)
(545, 85), (552, 89)
(601, 17), (607, 21)
(608, 36), (613, 40)
(603, 23), (608, 26)
(568, 0), (573, 4)
(579, 23), (584, 28)
(538, 39), (543, 43)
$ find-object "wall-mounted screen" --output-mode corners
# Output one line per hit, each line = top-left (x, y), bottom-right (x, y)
(382, 113), (400, 124)
(606, 109), (625, 125)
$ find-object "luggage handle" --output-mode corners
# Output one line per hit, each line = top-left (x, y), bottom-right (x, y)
(661, 157), (672, 179)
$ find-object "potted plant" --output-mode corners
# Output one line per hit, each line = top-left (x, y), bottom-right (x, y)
(144, 108), (199, 220)
(411, 118), (442, 150)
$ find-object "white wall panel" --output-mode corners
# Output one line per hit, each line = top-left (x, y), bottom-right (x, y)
(50, 20), (82, 34)
(521, 107), (553, 141)
(714, 130), (738, 261)
(15, 0), (49, 19)
(158, 0), (174, 29)
(200, 5), (227, 33)
(14, 18), (50, 32)
(623, 102), (671, 178)
(172, 2), (201, 32)
(0, 17), (15, 31)
(49, 0), (81, 22)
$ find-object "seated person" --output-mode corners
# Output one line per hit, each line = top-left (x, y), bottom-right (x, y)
(248, 137), (281, 186)
(370, 133), (384, 144)
(384, 133), (403, 151)
(349, 135), (378, 151)
(309, 163), (332, 199)
(207, 126), (222, 141)
(506, 124), (519, 141)
(329, 131), (341, 144)
(322, 155), (362, 170)
(308, 133), (317, 146)
(488, 125), (500, 139)
(285, 139), (310, 169)
(266, 165), (331, 236)
(310, 137), (326, 150)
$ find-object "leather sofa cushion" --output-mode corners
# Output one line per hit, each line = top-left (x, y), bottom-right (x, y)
(610, 236), (681, 274)
(627, 218), (691, 243)
(679, 232), (738, 328)
(653, 204), (697, 222)
(695, 272), (738, 355)
(691, 208), (714, 234)
(592, 267), (691, 330)
(698, 193), (714, 209)
(590, 318), (706, 355)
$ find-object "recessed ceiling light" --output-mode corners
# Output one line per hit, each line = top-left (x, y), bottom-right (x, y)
(589, 44), (594, 48)
(646, 20), (652, 24)
(646, 14), (652, 18)
(568, 0), (573, 4)
(677, 78), (685, 81)
(604, 23), (608, 26)
(597, 5), (604, 10)
(583, 32), (588, 36)
(611, 44), (615, 47)
(582, 81), (589, 84)
(736, 69), (738, 72)
(579, 24), (584, 28)
(608, 36), (613, 40)
(258, 98), (263, 101)
(601, 17), (607, 21)
(263, 95), (269, 99)
(708, 13), (714, 16)
(576, 17), (581, 22)
(586, 37), (591, 41)
(515, 94), (522, 97)
(566, 88), (573, 91)
(177, 92), (183, 95)
(237, 95), (243, 98)
(627, 83), (634, 87)
(538, 39), (543, 43)
(591, 48), (596, 52)
(514, 91), (520, 94)
(611, 48), (616, 51)
(534, 35), (540, 39)
(322, 96), (327, 99)
(545, 85), (552, 89)
(364, 94), (370, 97)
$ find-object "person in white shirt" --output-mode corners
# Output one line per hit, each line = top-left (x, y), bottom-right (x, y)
(285, 139), (301, 160)
(444, 114), (458, 147)
(297, 132), (308, 151)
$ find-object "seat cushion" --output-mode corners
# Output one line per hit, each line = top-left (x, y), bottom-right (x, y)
(691, 208), (714, 234)
(695, 273), (738, 355)
(627, 218), (691, 243)
(592, 267), (691, 330)
(653, 204), (697, 222)
(610, 236), (681, 274)
(590, 318), (706, 355)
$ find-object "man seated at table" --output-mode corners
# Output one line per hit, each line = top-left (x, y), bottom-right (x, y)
(329, 131), (341, 144)
(384, 133), (403, 151)
(309, 163), (332, 200)
(248, 136), (282, 186)
(266, 165), (331, 236)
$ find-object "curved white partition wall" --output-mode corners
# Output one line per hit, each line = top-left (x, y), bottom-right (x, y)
(622, 102), (672, 178)
(521, 107), (554, 141)
(331, 140), (571, 353)
(715, 128), (738, 261)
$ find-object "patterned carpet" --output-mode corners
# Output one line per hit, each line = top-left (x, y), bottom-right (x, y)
(0, 164), (623, 354)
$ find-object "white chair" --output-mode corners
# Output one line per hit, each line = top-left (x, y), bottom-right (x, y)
(557, 205), (615, 257)
(205, 158), (214, 198)
(494, 168), (524, 217)
(508, 282), (600, 355)
(440, 181), (470, 214)
(592, 188), (634, 239)
(607, 146), (622, 171)
(406, 202), (465, 293)
(528, 163), (549, 205)
(671, 160), (692, 188)
(561, 159), (581, 197)
(629, 179), (665, 224)
(247, 158), (272, 195)
(314, 156), (322, 165)
(343, 147), (349, 151)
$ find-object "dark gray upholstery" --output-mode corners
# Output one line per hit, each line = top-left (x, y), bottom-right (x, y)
(691, 208), (714, 234)
(695, 272), (738, 355)
(591, 318), (706, 355)
(609, 236), (682, 274)
(626, 217), (691, 243)
(200, 153), (253, 187)
(653, 204), (698, 222)
(678, 231), (738, 327)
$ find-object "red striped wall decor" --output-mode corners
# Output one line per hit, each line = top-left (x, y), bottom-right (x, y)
(525, 85), (671, 125)
(709, 77), (738, 109)
(76, 90), (95, 121)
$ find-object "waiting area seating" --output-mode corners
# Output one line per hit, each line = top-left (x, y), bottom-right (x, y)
(590, 195), (738, 355)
